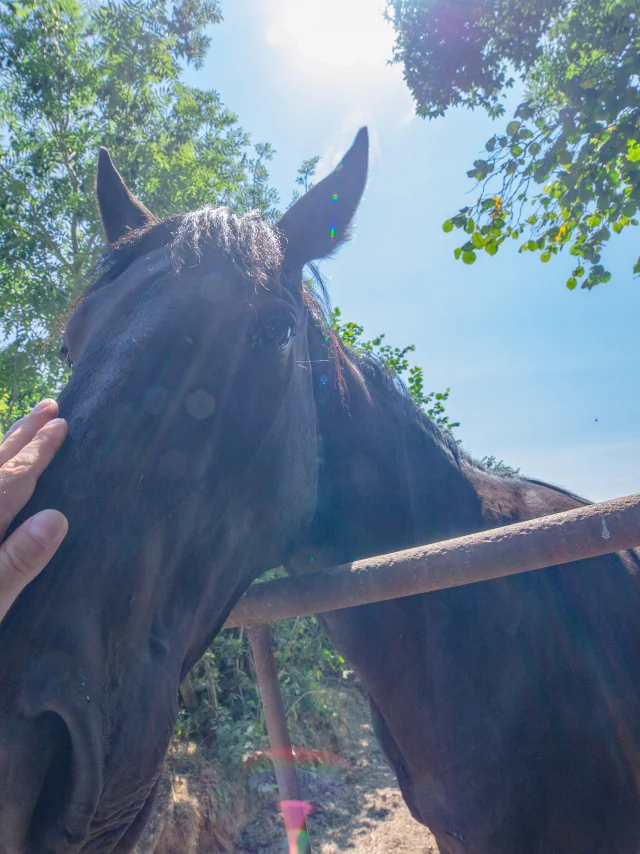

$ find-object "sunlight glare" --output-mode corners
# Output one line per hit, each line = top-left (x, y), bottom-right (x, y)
(267, 0), (394, 68)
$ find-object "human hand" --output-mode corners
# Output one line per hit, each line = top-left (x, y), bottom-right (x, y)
(0, 400), (68, 622)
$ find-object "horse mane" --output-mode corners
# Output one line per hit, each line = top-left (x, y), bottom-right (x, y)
(520, 477), (589, 504)
(305, 270), (589, 502)
(304, 267), (463, 466)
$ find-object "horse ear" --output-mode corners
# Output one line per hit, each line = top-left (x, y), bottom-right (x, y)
(277, 127), (368, 266)
(96, 147), (158, 244)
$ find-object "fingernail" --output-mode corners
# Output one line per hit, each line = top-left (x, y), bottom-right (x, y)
(28, 510), (68, 547)
(32, 399), (56, 414)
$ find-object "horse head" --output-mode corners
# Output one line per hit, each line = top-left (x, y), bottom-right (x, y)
(0, 129), (368, 854)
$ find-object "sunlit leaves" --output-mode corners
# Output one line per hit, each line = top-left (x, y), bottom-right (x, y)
(628, 141), (640, 163)
(330, 307), (460, 433)
(388, 0), (640, 290)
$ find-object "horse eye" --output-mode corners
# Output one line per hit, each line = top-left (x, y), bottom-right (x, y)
(253, 317), (294, 350)
(60, 342), (74, 369)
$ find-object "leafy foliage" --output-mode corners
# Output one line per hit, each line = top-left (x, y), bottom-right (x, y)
(387, 0), (564, 119)
(0, 0), (279, 430)
(176, 570), (350, 767)
(389, 0), (640, 289)
(480, 454), (521, 477)
(331, 307), (460, 432)
(290, 154), (320, 206)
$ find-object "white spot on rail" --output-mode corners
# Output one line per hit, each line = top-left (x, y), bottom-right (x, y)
(601, 518), (610, 540)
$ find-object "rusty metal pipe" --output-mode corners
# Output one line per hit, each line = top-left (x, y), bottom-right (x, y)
(247, 624), (312, 851)
(227, 493), (640, 629)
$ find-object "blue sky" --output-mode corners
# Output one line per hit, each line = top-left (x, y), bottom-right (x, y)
(184, 0), (640, 502)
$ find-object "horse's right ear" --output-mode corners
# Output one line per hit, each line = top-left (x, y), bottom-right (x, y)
(277, 127), (368, 267)
(96, 148), (158, 244)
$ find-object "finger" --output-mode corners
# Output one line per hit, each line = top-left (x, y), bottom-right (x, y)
(0, 418), (68, 540)
(0, 509), (68, 623)
(0, 399), (59, 467)
(2, 417), (24, 440)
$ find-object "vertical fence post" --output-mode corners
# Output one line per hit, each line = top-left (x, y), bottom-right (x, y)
(247, 624), (312, 853)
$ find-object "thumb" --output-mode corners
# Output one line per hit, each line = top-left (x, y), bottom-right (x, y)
(0, 510), (68, 622)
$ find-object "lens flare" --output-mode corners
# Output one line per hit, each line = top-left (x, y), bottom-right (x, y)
(245, 747), (352, 852)
(279, 800), (313, 854)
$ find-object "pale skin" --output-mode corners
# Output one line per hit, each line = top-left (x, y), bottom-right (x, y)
(0, 400), (68, 622)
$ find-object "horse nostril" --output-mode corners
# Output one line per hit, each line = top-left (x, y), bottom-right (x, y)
(28, 711), (75, 847)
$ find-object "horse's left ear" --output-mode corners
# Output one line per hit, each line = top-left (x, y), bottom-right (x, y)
(96, 147), (158, 244)
(277, 127), (368, 266)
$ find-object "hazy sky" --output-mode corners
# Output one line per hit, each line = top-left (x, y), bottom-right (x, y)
(184, 0), (640, 502)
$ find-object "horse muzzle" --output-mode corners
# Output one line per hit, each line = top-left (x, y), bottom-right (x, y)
(0, 657), (103, 854)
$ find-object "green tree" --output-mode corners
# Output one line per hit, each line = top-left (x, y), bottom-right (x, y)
(0, 0), (279, 430)
(388, 0), (640, 289)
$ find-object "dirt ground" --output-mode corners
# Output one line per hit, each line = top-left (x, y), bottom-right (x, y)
(236, 689), (438, 854)
(135, 686), (438, 854)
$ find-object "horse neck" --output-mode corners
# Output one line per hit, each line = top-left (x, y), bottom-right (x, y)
(293, 331), (486, 571)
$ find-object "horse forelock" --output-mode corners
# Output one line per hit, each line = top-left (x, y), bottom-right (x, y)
(170, 205), (283, 287)
(88, 205), (283, 298)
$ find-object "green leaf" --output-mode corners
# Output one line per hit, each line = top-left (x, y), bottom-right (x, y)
(462, 250), (477, 265)
(541, 251), (552, 263)
(507, 120), (521, 137)
(471, 231), (485, 249)
(566, 277), (578, 290)
(515, 103), (535, 120)
(627, 141), (640, 163)
(442, 219), (454, 233)
(473, 159), (492, 179)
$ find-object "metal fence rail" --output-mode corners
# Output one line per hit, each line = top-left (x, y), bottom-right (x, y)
(225, 492), (640, 629)
(220, 492), (640, 852)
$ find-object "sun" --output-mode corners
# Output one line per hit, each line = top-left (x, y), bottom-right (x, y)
(266, 0), (395, 68)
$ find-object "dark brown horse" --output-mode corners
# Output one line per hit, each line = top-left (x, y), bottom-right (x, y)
(0, 131), (367, 854)
(289, 147), (640, 852)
